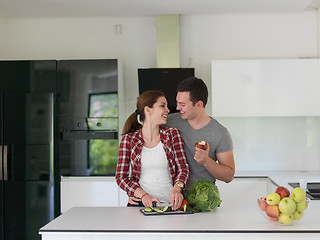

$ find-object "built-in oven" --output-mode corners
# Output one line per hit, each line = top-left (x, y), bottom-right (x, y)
(57, 59), (119, 176)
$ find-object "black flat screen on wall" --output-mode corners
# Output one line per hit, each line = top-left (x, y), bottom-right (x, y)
(138, 68), (194, 113)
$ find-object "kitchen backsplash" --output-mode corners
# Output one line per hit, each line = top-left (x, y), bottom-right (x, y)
(216, 116), (320, 171)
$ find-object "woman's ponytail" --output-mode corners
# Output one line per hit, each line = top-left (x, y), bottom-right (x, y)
(121, 111), (142, 135)
(121, 90), (164, 135)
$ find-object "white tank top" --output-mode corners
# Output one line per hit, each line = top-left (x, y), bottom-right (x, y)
(139, 141), (172, 203)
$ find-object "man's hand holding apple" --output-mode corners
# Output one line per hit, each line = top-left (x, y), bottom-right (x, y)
(194, 141), (211, 166)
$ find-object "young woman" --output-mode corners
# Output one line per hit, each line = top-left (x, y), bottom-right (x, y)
(116, 90), (189, 210)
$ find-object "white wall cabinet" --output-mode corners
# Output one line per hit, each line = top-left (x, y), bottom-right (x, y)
(212, 59), (320, 117)
(61, 176), (128, 213)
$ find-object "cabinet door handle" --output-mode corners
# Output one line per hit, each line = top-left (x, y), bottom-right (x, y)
(1, 145), (8, 181)
(0, 145), (2, 180)
(3, 145), (8, 180)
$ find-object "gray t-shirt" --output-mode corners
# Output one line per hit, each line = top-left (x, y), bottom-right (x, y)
(165, 113), (233, 192)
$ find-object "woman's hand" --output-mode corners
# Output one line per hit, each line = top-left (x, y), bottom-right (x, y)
(141, 193), (160, 208)
(169, 186), (184, 210)
(128, 196), (141, 205)
(133, 187), (160, 208)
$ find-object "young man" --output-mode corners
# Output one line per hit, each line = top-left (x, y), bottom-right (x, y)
(127, 77), (234, 205)
(166, 77), (235, 191)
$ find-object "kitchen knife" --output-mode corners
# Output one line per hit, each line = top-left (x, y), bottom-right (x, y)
(152, 202), (172, 208)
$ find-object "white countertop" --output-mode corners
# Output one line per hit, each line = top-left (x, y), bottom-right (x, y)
(40, 204), (320, 233)
(235, 170), (320, 190)
(41, 171), (320, 234)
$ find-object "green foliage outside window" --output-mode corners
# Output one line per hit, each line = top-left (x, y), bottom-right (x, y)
(88, 93), (118, 131)
(88, 92), (119, 175)
(89, 139), (118, 175)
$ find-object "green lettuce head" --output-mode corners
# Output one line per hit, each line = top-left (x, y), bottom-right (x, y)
(186, 179), (222, 212)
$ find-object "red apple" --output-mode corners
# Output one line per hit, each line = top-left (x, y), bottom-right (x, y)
(266, 205), (279, 218)
(259, 197), (268, 211)
(275, 186), (290, 199)
(195, 140), (207, 150)
(268, 216), (279, 222)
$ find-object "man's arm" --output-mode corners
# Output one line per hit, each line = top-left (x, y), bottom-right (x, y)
(194, 146), (235, 183)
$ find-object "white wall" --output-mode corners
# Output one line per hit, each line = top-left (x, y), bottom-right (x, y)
(180, 11), (318, 113)
(1, 10), (319, 171)
(0, 17), (157, 115)
(1, 11), (318, 117)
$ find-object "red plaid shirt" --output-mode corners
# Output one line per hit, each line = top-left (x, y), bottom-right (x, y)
(116, 126), (189, 197)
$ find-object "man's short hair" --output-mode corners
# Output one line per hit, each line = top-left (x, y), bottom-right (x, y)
(177, 77), (208, 106)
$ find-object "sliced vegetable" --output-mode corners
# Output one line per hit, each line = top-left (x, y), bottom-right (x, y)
(183, 204), (193, 212)
(152, 208), (164, 213)
(144, 207), (154, 212)
(163, 206), (173, 212)
(179, 199), (190, 211)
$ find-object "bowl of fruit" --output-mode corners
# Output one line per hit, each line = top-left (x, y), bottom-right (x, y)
(258, 186), (309, 225)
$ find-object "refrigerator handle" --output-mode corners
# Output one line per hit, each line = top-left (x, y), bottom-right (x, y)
(1, 145), (8, 180)
(3, 145), (8, 180)
(0, 145), (2, 180)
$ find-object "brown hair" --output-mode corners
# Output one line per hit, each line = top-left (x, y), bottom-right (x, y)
(122, 90), (165, 135)
(177, 77), (208, 107)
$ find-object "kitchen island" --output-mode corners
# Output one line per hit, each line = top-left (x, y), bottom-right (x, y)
(39, 201), (320, 240)
(40, 171), (320, 239)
